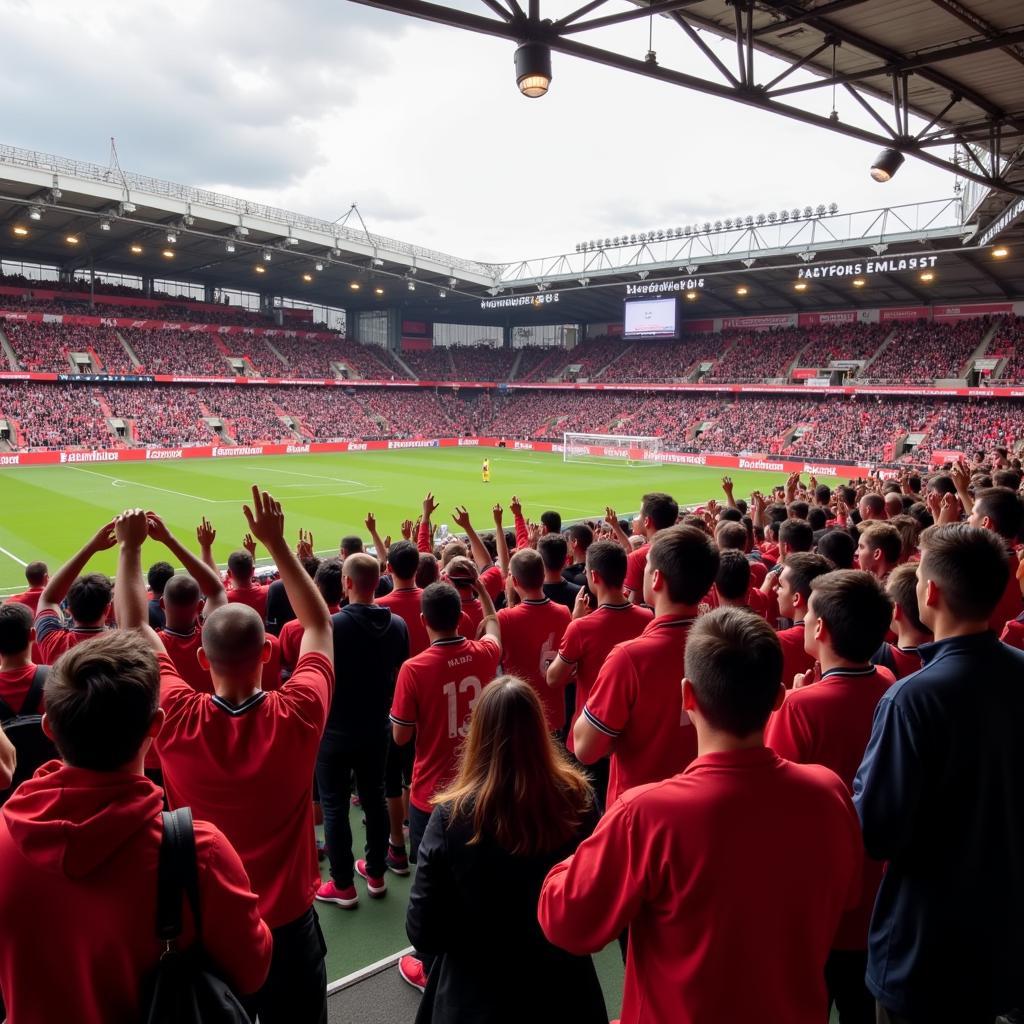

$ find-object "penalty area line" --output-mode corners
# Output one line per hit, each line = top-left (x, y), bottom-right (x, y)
(0, 545), (28, 568)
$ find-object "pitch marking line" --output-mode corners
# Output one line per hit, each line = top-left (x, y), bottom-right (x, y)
(326, 946), (414, 995)
(0, 545), (28, 568)
(67, 467), (217, 504)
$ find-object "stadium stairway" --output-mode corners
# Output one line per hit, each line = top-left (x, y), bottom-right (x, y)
(114, 330), (143, 368)
(0, 325), (19, 370)
(960, 316), (1006, 376)
(592, 344), (636, 380)
(264, 338), (289, 372)
(858, 326), (898, 378)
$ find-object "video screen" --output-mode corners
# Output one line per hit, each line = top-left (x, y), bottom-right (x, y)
(624, 298), (677, 339)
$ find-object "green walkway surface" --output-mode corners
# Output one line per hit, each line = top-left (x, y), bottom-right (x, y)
(318, 809), (625, 1017)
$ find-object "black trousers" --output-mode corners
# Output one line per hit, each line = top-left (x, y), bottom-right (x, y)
(242, 906), (327, 1024)
(407, 802), (436, 976)
(825, 949), (873, 1024)
(316, 730), (389, 885)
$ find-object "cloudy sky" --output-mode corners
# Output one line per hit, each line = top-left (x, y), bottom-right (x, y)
(0, 0), (956, 263)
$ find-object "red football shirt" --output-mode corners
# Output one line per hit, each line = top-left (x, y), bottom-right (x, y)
(33, 611), (107, 666)
(390, 635), (502, 812)
(765, 664), (895, 949)
(7, 587), (44, 614)
(878, 642), (923, 679)
(497, 598), (571, 733)
(157, 627), (282, 693)
(377, 588), (473, 658)
(157, 650), (333, 929)
(777, 622), (814, 689)
(277, 606), (340, 672)
(227, 583), (268, 620)
(555, 602), (653, 753)
(0, 665), (39, 713)
(622, 543), (650, 598)
(1000, 618), (1024, 651)
(990, 549), (1022, 633)
(748, 560), (769, 586)
(583, 614), (698, 804)
(538, 748), (862, 1024)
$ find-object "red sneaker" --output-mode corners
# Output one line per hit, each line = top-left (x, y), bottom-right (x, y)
(355, 859), (388, 897)
(398, 954), (427, 993)
(314, 879), (358, 908)
(386, 843), (410, 876)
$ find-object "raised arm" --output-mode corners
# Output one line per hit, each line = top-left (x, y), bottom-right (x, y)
(147, 512), (227, 613)
(451, 506), (492, 573)
(418, 493), (438, 553)
(243, 486), (332, 662)
(364, 512), (390, 564)
(950, 459), (974, 516)
(721, 476), (737, 510)
(604, 507), (631, 552)
(474, 576), (501, 654)
(196, 516), (220, 577)
(38, 520), (117, 617)
(492, 504), (510, 576)
(510, 495), (529, 551)
(114, 508), (165, 654)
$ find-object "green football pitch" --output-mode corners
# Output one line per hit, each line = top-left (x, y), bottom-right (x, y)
(0, 447), (837, 593)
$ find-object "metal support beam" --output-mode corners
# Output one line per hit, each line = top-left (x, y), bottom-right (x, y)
(560, 0), (701, 35)
(753, 0), (872, 37)
(927, 0), (1024, 71)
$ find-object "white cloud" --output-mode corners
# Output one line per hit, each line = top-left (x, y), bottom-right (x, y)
(0, 0), (958, 263)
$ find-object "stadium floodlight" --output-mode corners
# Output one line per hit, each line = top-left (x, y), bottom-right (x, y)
(993, 247), (1009, 259)
(920, 271), (934, 282)
(12, 226), (28, 236)
(803, 206), (813, 218)
(439, 289), (447, 298)
(99, 219), (111, 231)
(262, 250), (273, 262)
(286, 236), (299, 246)
(870, 148), (905, 182)
(315, 261), (324, 271)
(254, 264), (265, 273)
(28, 206), (43, 221)
(162, 249), (175, 259)
(756, 214), (766, 225)
(791, 208), (801, 220)
(828, 202), (839, 214)
(794, 281), (808, 291)
(448, 277), (457, 288)
(166, 231), (177, 244)
(853, 278), (866, 287)
(779, 210), (789, 222)
(131, 245), (143, 254)
(235, 226), (250, 237)
(714, 220), (723, 231)
(407, 280), (415, 291)
(515, 41), (552, 98)
(768, 212), (778, 223)
(372, 257), (385, 267)
(302, 273), (313, 282)
(350, 281), (361, 290)
(225, 240), (236, 253)
(816, 204), (826, 216)
(375, 287), (384, 295)
(564, 432), (663, 468)
(736, 286), (748, 296)
(65, 235), (79, 245)
(578, 277), (590, 287)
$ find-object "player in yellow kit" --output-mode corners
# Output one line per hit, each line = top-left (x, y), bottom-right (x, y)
(482, 458), (491, 483)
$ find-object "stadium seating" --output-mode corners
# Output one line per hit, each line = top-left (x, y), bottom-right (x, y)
(861, 318), (990, 383)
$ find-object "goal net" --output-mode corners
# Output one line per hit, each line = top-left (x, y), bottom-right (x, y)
(563, 432), (663, 467)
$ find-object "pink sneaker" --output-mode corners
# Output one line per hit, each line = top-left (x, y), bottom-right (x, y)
(314, 879), (358, 908)
(398, 954), (427, 993)
(355, 859), (388, 897)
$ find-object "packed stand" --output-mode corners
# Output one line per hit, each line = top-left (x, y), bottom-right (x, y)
(513, 345), (564, 380)
(987, 316), (1024, 383)
(401, 348), (457, 381)
(795, 322), (890, 368)
(123, 329), (233, 376)
(0, 383), (113, 449)
(283, 388), (384, 441)
(2, 321), (103, 373)
(862, 318), (989, 384)
(101, 385), (212, 446)
(449, 345), (518, 382)
(704, 328), (808, 382)
(698, 395), (823, 453)
(601, 335), (721, 383)
(270, 335), (410, 380)
(195, 386), (293, 444)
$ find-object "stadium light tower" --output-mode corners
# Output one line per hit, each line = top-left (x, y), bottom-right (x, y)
(515, 41), (551, 98)
(870, 148), (905, 183)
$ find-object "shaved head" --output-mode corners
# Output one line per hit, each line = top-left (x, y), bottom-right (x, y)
(343, 552), (380, 598)
(201, 603), (266, 672)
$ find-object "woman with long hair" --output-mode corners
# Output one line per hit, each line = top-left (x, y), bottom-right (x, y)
(405, 675), (608, 1024)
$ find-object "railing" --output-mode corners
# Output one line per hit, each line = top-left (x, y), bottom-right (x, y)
(0, 143), (501, 278)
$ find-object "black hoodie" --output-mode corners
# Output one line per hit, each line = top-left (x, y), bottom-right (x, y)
(328, 603), (409, 740)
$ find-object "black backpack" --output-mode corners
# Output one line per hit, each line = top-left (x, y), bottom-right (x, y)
(145, 807), (253, 1024)
(0, 666), (58, 807)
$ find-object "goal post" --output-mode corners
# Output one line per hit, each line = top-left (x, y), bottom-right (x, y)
(563, 432), (664, 467)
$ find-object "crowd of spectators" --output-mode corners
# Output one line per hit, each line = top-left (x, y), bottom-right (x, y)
(399, 348), (456, 380)
(195, 386), (295, 444)
(450, 345), (518, 382)
(0, 383), (113, 449)
(863, 318), (989, 383)
(101, 385), (212, 446)
(123, 329), (234, 376)
(281, 388), (383, 441)
(987, 315), (1024, 383)
(3, 321), (98, 372)
(795, 322), (890, 368)
(269, 336), (408, 380)
(704, 328), (808, 382)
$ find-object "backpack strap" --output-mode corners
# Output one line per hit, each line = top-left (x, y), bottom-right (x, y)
(0, 696), (15, 722)
(20, 666), (48, 716)
(157, 807), (202, 945)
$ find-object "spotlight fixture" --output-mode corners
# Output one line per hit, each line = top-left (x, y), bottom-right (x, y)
(736, 286), (748, 296)
(99, 219), (111, 232)
(262, 250), (273, 262)
(12, 226), (28, 237)
(349, 282), (361, 291)
(130, 245), (143, 254)
(371, 257), (385, 267)
(794, 281), (808, 291)
(162, 249), (175, 258)
(315, 261), (324, 272)
(407, 280), (416, 291)
(853, 278), (866, 287)
(439, 290), (447, 299)
(920, 271), (934, 282)
(225, 241), (236, 253)
(303, 273), (313, 282)
(515, 41), (552, 98)
(374, 287), (384, 296)
(254, 265), (266, 274)
(992, 246), (1009, 259)
(166, 231), (177, 244)
(870, 148), (905, 183)
(65, 235), (79, 245)
(685, 291), (698, 300)
(28, 206), (43, 221)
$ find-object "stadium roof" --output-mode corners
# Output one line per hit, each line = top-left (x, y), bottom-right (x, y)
(351, 0), (1024, 201)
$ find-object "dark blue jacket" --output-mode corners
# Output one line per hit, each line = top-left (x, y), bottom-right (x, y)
(853, 631), (1024, 1021)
